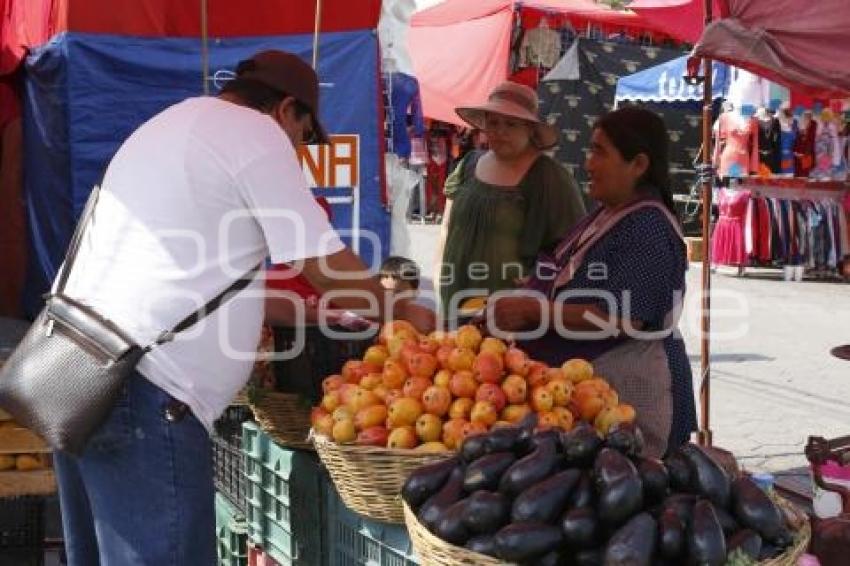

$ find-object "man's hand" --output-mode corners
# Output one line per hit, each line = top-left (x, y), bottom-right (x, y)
(394, 299), (436, 335)
(488, 294), (545, 333)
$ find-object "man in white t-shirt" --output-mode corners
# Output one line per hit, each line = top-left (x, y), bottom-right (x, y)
(54, 50), (434, 566)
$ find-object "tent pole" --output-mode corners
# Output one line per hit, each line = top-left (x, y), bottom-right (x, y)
(698, 0), (714, 447)
(312, 0), (323, 69)
(201, 0), (210, 95)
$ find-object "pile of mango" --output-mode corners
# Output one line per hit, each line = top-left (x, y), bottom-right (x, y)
(403, 419), (799, 565)
(310, 321), (636, 451)
(0, 420), (49, 471)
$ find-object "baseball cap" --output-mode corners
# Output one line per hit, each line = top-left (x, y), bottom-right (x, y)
(236, 50), (329, 144)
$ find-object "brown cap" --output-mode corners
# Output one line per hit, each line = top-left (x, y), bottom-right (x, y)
(237, 50), (329, 144)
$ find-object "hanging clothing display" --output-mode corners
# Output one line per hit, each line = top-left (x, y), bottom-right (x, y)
(812, 119), (840, 180)
(794, 118), (817, 177)
(757, 115), (781, 173)
(711, 188), (751, 267)
(776, 117), (798, 175)
(387, 72), (425, 159)
(713, 111), (760, 178)
(518, 22), (562, 69)
(744, 193), (848, 270)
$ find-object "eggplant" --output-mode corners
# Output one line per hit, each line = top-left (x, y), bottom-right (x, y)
(663, 450), (692, 492)
(636, 457), (669, 505)
(710, 502), (739, 536)
(594, 448), (639, 490)
(679, 444), (731, 508)
(726, 529), (762, 561)
(434, 499), (470, 545)
(418, 466), (466, 530)
(498, 437), (558, 496)
(757, 542), (781, 561)
(463, 452), (516, 492)
(532, 429), (562, 448)
(574, 548), (604, 566)
(660, 493), (697, 526)
(535, 551), (564, 566)
(687, 499), (726, 566)
(515, 412), (539, 453)
(462, 490), (510, 535)
(484, 426), (522, 455)
(570, 471), (596, 508)
(603, 512), (657, 566)
(605, 422), (645, 457)
(730, 477), (791, 546)
(562, 422), (603, 468)
(402, 456), (459, 509)
(561, 507), (600, 550)
(465, 534), (499, 557)
(512, 469), (580, 523)
(494, 522), (562, 562)
(598, 475), (644, 526)
(657, 508), (685, 561)
(460, 434), (488, 463)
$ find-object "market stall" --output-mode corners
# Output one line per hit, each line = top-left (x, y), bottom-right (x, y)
(0, 0), (390, 319)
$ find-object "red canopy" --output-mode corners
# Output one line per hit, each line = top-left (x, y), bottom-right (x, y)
(0, 0), (381, 75)
(692, 0), (850, 97)
(410, 0), (661, 125)
(629, 0), (726, 44)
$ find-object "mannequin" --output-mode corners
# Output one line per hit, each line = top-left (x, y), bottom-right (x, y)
(755, 106), (780, 175)
(794, 109), (817, 177)
(713, 102), (759, 179)
(775, 103), (798, 177)
(812, 109), (840, 180)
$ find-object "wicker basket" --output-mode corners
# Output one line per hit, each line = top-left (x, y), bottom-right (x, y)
(404, 501), (510, 566)
(249, 390), (313, 451)
(760, 494), (812, 566)
(313, 433), (452, 523)
(403, 497), (811, 566)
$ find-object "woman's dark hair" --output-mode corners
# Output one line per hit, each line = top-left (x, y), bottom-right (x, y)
(594, 106), (676, 216)
(220, 59), (312, 117)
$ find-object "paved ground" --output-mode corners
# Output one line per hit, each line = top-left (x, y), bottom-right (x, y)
(406, 222), (850, 475)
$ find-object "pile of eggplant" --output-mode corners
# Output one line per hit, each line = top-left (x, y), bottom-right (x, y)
(402, 416), (798, 565)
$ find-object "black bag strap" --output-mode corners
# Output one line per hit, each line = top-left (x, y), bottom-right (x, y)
(54, 184), (263, 348)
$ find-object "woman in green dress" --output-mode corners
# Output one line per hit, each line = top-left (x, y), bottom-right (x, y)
(435, 81), (586, 316)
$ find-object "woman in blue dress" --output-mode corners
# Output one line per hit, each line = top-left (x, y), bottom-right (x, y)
(487, 107), (697, 457)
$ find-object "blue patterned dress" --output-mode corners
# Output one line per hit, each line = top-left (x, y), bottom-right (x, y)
(521, 204), (698, 450)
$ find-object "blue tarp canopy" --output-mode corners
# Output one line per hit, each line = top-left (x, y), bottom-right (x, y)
(22, 30), (385, 317)
(615, 54), (729, 102)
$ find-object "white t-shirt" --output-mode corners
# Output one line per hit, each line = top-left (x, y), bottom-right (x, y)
(63, 97), (345, 430)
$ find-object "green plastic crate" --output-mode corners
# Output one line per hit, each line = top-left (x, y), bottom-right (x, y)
(325, 482), (418, 566)
(242, 422), (325, 566)
(215, 492), (248, 566)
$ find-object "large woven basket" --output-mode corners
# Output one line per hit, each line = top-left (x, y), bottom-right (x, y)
(403, 497), (810, 566)
(761, 494), (812, 566)
(249, 390), (313, 451)
(404, 501), (510, 566)
(313, 433), (453, 523)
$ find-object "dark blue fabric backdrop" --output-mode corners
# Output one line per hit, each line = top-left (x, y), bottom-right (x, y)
(22, 30), (385, 316)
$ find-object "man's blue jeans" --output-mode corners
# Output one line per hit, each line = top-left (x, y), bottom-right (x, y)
(54, 371), (216, 565)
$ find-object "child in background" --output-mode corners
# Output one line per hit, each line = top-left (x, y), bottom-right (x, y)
(379, 256), (420, 296)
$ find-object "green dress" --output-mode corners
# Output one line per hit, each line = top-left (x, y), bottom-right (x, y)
(440, 150), (586, 313)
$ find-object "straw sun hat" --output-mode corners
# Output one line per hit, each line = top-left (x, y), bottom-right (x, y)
(455, 81), (559, 149)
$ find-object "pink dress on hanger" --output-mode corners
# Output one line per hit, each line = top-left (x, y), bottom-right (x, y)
(711, 188), (751, 266)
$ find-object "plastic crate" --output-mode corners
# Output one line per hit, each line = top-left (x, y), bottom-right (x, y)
(0, 496), (44, 548)
(0, 548), (43, 566)
(215, 492), (248, 566)
(242, 422), (325, 566)
(325, 482), (418, 566)
(271, 326), (374, 404)
(213, 405), (253, 512)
